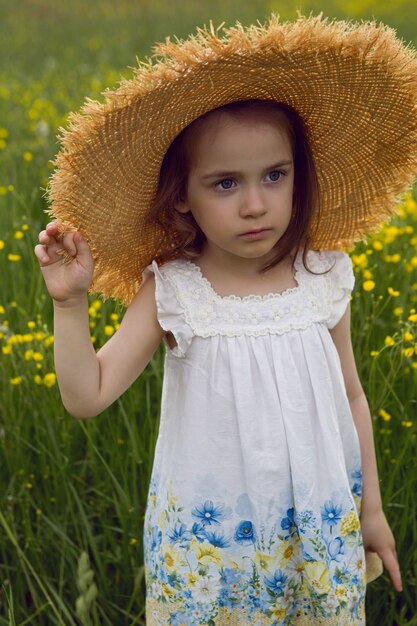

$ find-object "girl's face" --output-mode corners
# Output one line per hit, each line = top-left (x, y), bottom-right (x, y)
(176, 114), (294, 269)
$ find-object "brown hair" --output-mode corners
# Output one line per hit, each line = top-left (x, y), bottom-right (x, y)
(147, 100), (320, 271)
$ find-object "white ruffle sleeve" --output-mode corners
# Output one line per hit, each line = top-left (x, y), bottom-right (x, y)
(143, 260), (194, 358)
(323, 251), (355, 329)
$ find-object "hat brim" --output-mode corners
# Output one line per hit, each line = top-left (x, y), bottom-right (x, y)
(48, 15), (417, 303)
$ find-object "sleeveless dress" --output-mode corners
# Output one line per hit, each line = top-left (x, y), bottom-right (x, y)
(143, 250), (366, 626)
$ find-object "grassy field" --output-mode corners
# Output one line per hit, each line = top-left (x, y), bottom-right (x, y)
(0, 1), (416, 624)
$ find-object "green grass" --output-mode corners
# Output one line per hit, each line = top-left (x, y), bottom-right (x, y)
(0, 1), (416, 624)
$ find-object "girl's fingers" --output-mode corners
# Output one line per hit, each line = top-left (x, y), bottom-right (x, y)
(34, 243), (50, 265)
(380, 547), (402, 592)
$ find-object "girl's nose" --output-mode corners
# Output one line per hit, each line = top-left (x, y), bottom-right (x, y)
(239, 186), (267, 218)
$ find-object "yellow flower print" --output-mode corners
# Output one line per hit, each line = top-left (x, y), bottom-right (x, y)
(271, 603), (287, 620)
(167, 482), (178, 508)
(275, 540), (295, 567)
(335, 585), (347, 600)
(304, 561), (331, 594)
(340, 511), (360, 535)
(194, 540), (223, 567)
(162, 543), (183, 573)
(254, 551), (275, 572)
(187, 571), (200, 586)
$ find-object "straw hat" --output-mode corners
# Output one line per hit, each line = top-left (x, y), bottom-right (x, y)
(47, 14), (417, 303)
(365, 550), (383, 584)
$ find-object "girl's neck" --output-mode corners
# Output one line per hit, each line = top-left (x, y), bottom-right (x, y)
(193, 247), (297, 298)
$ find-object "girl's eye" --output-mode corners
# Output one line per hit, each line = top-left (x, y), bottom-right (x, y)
(266, 170), (283, 182)
(215, 178), (235, 191)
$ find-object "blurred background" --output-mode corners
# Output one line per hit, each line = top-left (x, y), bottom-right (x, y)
(1, 1), (416, 625)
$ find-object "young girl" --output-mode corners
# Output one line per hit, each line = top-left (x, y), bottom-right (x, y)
(35, 16), (416, 626)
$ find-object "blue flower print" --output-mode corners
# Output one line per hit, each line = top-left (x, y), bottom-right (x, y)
(281, 507), (295, 531)
(205, 529), (231, 548)
(234, 520), (256, 545)
(327, 536), (345, 562)
(264, 569), (288, 595)
(220, 567), (243, 586)
(321, 500), (343, 529)
(192, 500), (226, 527)
(150, 525), (162, 552)
(352, 468), (363, 497)
(295, 509), (316, 534)
(167, 521), (193, 547)
(191, 522), (207, 542)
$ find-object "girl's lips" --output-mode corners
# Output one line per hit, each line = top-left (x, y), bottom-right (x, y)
(239, 229), (271, 240)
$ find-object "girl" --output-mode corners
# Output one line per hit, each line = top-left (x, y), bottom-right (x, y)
(35, 16), (416, 625)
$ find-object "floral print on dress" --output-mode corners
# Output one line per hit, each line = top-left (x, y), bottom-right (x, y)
(144, 472), (366, 625)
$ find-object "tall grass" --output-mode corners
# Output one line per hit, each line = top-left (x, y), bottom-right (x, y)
(1, 1), (416, 624)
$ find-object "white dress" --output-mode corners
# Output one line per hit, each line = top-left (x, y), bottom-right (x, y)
(143, 250), (366, 626)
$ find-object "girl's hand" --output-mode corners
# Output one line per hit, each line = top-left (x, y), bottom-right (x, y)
(34, 221), (94, 302)
(361, 508), (402, 592)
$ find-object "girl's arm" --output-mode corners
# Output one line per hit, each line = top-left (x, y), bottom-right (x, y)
(330, 304), (402, 592)
(35, 222), (164, 418)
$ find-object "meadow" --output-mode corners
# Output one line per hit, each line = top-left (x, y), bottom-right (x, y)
(0, 1), (416, 624)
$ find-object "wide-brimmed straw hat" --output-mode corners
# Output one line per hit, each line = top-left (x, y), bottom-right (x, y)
(47, 14), (417, 303)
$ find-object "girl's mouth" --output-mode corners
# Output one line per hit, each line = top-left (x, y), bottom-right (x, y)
(239, 229), (271, 241)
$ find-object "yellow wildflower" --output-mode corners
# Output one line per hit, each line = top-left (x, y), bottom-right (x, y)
(43, 373), (56, 387)
(14, 231), (24, 240)
(379, 409), (392, 422)
(23, 151), (33, 161)
(363, 270), (373, 280)
(372, 240), (383, 251)
(11, 376), (23, 385)
(92, 300), (101, 310)
(363, 280), (375, 292)
(401, 421), (413, 428)
(0, 305), (5, 314)
(33, 352), (44, 361)
(0, 240), (4, 250)
(384, 336), (395, 347)
(129, 537), (138, 545)
(104, 325), (114, 336)
(34, 375), (42, 384)
(21, 223), (29, 231)
(403, 331), (413, 342)
(351, 253), (368, 269)
(27, 321), (36, 329)
(403, 347), (414, 358)
(2, 345), (12, 355)
(393, 307), (403, 317)
(8, 254), (21, 262)
(408, 314), (417, 323)
(387, 287), (400, 297)
(370, 350), (379, 357)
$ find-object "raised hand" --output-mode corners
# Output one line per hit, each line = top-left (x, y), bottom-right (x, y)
(34, 221), (94, 302)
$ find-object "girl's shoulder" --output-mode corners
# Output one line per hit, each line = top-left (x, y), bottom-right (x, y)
(295, 249), (354, 289)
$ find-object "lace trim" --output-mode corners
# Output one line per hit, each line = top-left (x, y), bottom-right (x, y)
(157, 254), (336, 338)
(186, 260), (302, 302)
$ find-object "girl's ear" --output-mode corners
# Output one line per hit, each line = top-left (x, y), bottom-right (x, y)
(175, 200), (190, 214)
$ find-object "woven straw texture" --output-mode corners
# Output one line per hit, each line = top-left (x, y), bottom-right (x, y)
(47, 14), (417, 303)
